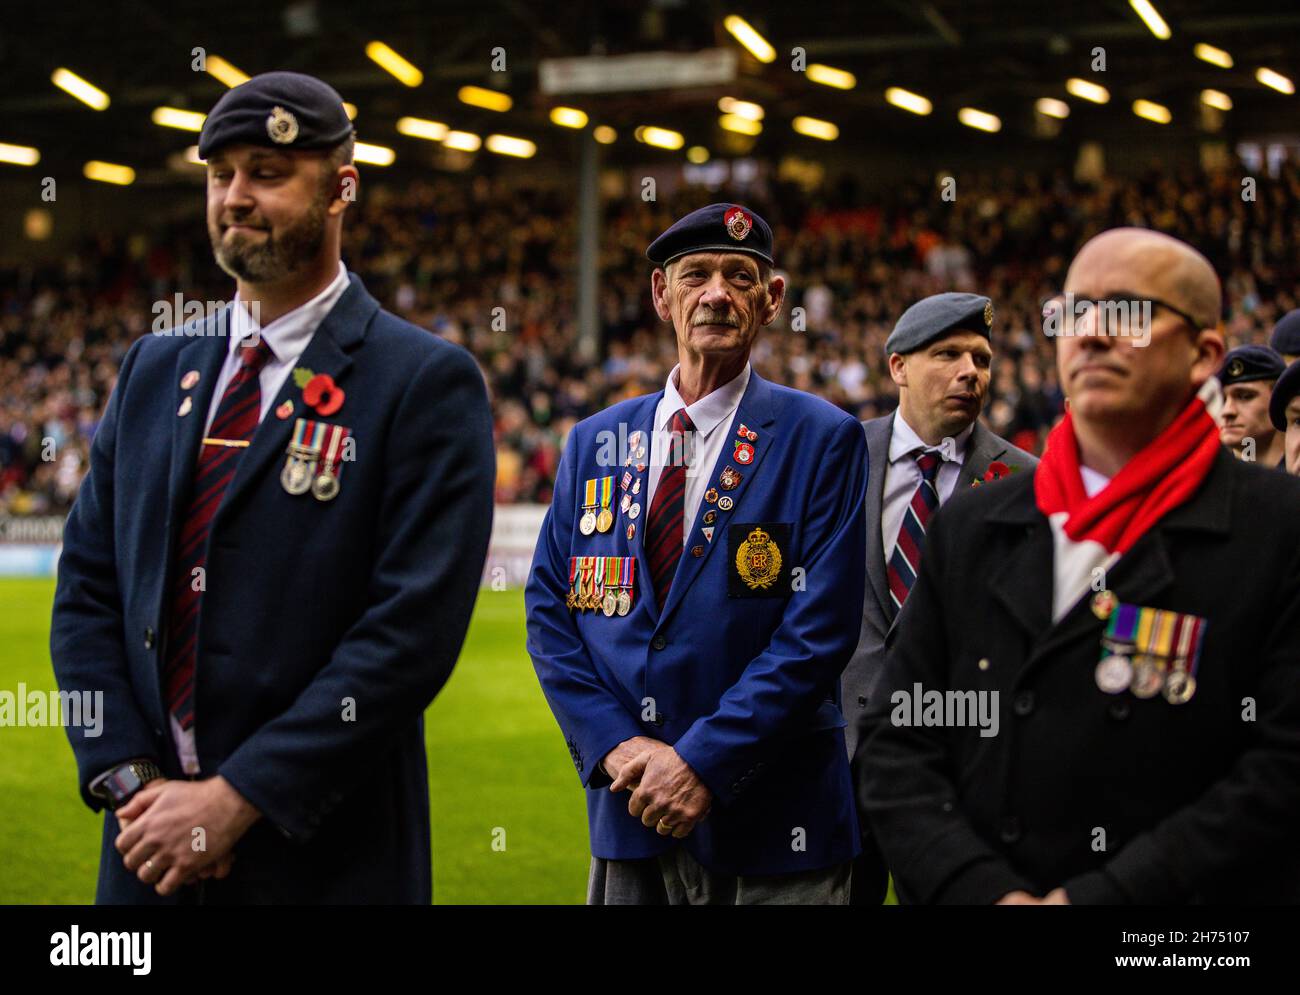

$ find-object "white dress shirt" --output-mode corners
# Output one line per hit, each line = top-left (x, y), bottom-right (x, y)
(203, 261), (350, 434)
(1080, 464), (1111, 498)
(646, 363), (751, 546)
(175, 261), (350, 773)
(881, 409), (975, 564)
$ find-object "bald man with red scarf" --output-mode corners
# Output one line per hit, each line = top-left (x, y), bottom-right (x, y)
(854, 228), (1300, 904)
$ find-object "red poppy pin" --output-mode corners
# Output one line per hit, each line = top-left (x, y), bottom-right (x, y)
(293, 367), (344, 416)
(971, 460), (1015, 487)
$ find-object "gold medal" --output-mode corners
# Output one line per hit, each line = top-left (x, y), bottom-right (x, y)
(311, 472), (340, 501)
(1162, 670), (1197, 705)
(1130, 656), (1165, 699)
(596, 508), (614, 533)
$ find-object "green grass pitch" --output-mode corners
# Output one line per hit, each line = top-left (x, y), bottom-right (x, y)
(0, 580), (590, 904)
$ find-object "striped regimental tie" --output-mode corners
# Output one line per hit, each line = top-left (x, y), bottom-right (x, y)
(645, 407), (696, 612)
(162, 337), (275, 730)
(885, 449), (942, 613)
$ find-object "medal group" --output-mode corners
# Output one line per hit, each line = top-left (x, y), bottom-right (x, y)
(1090, 590), (1206, 704)
(280, 418), (350, 502)
(567, 422), (763, 614)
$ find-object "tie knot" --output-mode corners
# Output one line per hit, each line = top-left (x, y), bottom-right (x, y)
(670, 408), (695, 434)
(238, 337), (276, 374)
(915, 449), (942, 481)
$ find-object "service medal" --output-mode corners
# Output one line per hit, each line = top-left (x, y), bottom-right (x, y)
(1094, 654), (1133, 694)
(1162, 670), (1197, 704)
(580, 510), (597, 536)
(616, 589), (631, 616)
(1130, 656), (1165, 699)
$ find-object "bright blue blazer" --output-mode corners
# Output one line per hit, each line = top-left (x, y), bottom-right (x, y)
(526, 371), (868, 876)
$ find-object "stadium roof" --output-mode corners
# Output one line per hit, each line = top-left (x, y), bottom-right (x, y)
(2, 0), (1298, 183)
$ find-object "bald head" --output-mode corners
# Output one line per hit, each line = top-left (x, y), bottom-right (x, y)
(1067, 227), (1221, 331)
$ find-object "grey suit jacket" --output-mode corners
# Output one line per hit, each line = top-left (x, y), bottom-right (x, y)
(841, 413), (1039, 759)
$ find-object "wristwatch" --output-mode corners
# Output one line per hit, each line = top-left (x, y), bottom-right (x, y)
(89, 759), (164, 811)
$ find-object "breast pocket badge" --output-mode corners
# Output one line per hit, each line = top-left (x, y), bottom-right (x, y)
(728, 523), (793, 598)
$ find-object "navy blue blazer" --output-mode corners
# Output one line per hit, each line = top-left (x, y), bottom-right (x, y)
(50, 273), (495, 904)
(525, 371), (868, 876)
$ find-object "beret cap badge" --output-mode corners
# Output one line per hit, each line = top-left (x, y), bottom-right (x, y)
(266, 106), (300, 145)
(724, 206), (752, 241)
(984, 300), (994, 328)
(1227, 358), (1244, 378)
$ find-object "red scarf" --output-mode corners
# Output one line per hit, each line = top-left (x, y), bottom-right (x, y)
(1035, 393), (1221, 555)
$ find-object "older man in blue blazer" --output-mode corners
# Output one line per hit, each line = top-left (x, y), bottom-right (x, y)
(526, 204), (868, 904)
(50, 72), (495, 904)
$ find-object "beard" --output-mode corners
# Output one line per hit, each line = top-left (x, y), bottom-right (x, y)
(210, 198), (327, 282)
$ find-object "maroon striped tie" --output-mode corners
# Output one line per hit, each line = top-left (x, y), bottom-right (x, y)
(162, 338), (275, 729)
(645, 407), (695, 611)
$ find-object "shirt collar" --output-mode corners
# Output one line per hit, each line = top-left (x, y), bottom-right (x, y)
(657, 362), (752, 437)
(889, 408), (975, 465)
(229, 261), (349, 360)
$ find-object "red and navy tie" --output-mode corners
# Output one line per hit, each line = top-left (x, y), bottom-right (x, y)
(645, 407), (695, 611)
(886, 449), (942, 613)
(162, 338), (275, 730)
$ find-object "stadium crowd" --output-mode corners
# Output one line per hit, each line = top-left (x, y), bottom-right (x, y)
(1, 158), (1298, 514)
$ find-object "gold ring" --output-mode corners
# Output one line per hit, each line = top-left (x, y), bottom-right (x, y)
(145, 859), (156, 871)
(657, 818), (673, 830)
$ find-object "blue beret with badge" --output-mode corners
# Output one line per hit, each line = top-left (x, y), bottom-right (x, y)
(198, 71), (354, 160)
(1269, 309), (1300, 358)
(1218, 344), (1285, 387)
(646, 203), (774, 267)
(1269, 358), (1300, 432)
(885, 292), (994, 356)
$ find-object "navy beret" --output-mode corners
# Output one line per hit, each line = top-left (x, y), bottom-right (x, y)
(1218, 344), (1284, 387)
(1269, 359), (1300, 432)
(1270, 309), (1300, 358)
(198, 71), (353, 160)
(647, 203), (774, 267)
(886, 292), (994, 355)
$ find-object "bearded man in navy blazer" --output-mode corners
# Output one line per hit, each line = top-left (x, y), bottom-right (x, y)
(526, 204), (868, 904)
(50, 72), (495, 904)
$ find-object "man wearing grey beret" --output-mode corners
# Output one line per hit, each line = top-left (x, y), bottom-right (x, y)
(841, 291), (1036, 903)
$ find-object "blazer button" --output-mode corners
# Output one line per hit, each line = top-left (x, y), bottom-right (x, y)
(651, 634), (666, 651)
(1012, 691), (1035, 717)
(857, 695), (867, 706)
(144, 626), (155, 650)
(651, 713), (665, 728)
(999, 816), (1022, 844)
(1108, 700), (1131, 721)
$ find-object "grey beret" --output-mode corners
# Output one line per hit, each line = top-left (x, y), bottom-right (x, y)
(886, 292), (994, 356)
(1270, 309), (1300, 358)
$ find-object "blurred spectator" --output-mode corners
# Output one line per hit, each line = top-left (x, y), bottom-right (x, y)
(2, 158), (1298, 515)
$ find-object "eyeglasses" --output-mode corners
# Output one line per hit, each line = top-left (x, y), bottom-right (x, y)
(1041, 293), (1203, 339)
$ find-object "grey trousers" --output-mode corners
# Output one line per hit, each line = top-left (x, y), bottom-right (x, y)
(587, 848), (852, 905)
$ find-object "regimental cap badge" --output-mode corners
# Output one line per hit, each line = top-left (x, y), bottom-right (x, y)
(984, 300), (994, 329)
(1228, 358), (1244, 378)
(267, 106), (300, 145)
(724, 206), (752, 242)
